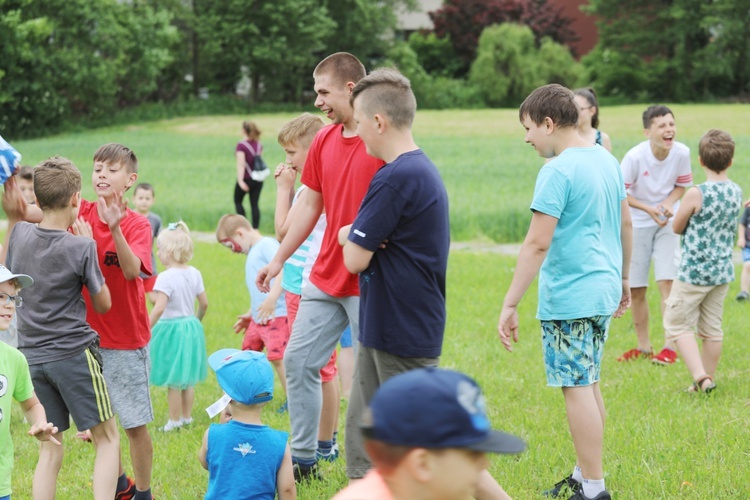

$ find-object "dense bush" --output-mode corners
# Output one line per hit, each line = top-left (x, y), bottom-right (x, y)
(469, 24), (582, 108)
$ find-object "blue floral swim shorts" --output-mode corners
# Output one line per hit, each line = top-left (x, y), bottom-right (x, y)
(541, 315), (611, 387)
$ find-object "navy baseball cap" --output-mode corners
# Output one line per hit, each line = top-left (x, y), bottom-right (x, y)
(208, 349), (274, 406)
(361, 367), (526, 454)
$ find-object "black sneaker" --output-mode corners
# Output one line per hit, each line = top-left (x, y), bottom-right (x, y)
(568, 489), (611, 500)
(543, 475), (581, 497)
(292, 462), (321, 483)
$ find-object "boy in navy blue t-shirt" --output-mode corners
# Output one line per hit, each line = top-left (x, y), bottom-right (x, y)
(337, 67), (452, 480)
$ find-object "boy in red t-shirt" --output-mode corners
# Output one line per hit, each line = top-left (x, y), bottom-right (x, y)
(73, 143), (155, 500)
(256, 52), (384, 481)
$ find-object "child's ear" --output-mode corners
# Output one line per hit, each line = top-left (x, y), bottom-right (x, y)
(374, 113), (386, 134)
(71, 191), (81, 208)
(126, 171), (138, 190)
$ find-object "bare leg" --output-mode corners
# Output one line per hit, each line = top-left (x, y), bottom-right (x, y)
(167, 387), (181, 422)
(318, 379), (339, 442)
(124, 425), (153, 491)
(337, 346), (355, 400)
(33, 430), (64, 500)
(474, 469), (512, 500)
(562, 385), (603, 480)
(89, 418), (120, 499)
(741, 262), (750, 293)
(630, 287), (652, 351)
(271, 359), (287, 395)
(656, 280), (676, 351)
(674, 335), (705, 381)
(181, 387), (195, 420)
(700, 340), (722, 379)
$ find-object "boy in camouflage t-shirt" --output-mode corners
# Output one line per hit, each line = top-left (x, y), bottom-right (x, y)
(663, 129), (741, 393)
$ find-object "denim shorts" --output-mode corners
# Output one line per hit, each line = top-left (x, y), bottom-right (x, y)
(541, 315), (611, 387)
(742, 247), (750, 262)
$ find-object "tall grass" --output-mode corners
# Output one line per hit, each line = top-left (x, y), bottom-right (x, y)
(9, 244), (750, 498)
(10, 105), (750, 242)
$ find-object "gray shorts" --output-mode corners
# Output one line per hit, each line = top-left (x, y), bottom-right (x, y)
(630, 225), (680, 288)
(101, 347), (154, 429)
(30, 342), (114, 433)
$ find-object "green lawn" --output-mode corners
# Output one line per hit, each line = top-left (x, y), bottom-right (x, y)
(6, 107), (750, 498)
(10, 104), (750, 242)
(8, 244), (750, 498)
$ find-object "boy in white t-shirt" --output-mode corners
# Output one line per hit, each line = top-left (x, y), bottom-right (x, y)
(618, 105), (692, 365)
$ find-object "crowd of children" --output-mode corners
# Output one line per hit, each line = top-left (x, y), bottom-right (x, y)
(0, 49), (744, 500)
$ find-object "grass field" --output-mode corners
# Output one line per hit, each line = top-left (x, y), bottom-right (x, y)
(6, 106), (750, 498)
(10, 104), (750, 242)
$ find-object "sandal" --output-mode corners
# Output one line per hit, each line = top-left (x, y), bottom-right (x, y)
(689, 375), (716, 394)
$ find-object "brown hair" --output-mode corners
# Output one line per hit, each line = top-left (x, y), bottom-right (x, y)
(134, 183), (155, 196)
(93, 143), (138, 173)
(364, 440), (413, 475)
(314, 52), (366, 88)
(18, 166), (33, 181)
(242, 121), (261, 140)
(574, 87), (601, 129)
(33, 156), (81, 210)
(277, 113), (325, 149)
(351, 68), (416, 130)
(699, 129), (734, 173)
(215, 213), (252, 240)
(519, 84), (578, 128)
(642, 105), (674, 129)
(5, 277), (22, 291)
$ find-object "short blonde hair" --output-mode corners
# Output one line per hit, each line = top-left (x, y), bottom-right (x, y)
(157, 221), (193, 264)
(216, 214), (252, 241)
(277, 113), (325, 149)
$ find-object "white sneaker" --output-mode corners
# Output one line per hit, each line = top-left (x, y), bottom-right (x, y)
(160, 420), (183, 432)
(180, 417), (193, 427)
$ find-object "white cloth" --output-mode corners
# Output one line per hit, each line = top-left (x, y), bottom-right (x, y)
(621, 140), (692, 228)
(153, 267), (205, 319)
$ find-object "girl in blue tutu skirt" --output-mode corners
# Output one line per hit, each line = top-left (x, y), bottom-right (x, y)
(149, 221), (209, 432)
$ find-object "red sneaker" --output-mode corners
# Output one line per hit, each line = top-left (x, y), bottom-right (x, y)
(652, 348), (678, 365)
(115, 476), (136, 500)
(617, 348), (652, 362)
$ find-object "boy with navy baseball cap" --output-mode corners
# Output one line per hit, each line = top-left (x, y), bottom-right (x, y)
(198, 349), (295, 500)
(333, 367), (526, 500)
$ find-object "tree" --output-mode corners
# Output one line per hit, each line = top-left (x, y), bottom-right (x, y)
(430, 0), (576, 75)
(469, 24), (582, 107)
(0, 0), (179, 137)
(584, 0), (750, 100)
(198, 0), (335, 103)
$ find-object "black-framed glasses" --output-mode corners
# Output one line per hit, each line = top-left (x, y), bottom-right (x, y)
(0, 292), (23, 307)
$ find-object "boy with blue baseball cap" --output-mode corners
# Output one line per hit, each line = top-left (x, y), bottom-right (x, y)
(333, 367), (526, 500)
(198, 349), (295, 500)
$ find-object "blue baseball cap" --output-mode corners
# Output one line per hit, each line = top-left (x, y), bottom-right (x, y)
(361, 367), (526, 454)
(208, 349), (274, 406)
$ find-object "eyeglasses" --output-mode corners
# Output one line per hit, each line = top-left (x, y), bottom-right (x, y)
(0, 292), (23, 307)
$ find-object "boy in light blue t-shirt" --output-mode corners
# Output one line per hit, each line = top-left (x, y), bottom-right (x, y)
(497, 84), (632, 500)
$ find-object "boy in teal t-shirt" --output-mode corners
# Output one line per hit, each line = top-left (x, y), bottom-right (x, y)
(497, 84), (632, 500)
(0, 264), (58, 499)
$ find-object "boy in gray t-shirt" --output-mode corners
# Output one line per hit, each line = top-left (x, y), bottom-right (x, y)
(2, 157), (121, 499)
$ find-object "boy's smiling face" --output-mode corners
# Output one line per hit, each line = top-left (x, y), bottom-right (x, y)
(521, 114), (554, 158)
(0, 281), (18, 330)
(92, 161), (137, 201)
(645, 113), (677, 152)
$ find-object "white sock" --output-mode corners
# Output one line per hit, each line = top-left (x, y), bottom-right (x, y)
(582, 477), (605, 498)
(572, 465), (583, 482)
(181, 417), (193, 425)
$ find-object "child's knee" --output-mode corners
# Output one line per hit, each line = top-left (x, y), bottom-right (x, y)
(90, 418), (120, 446)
